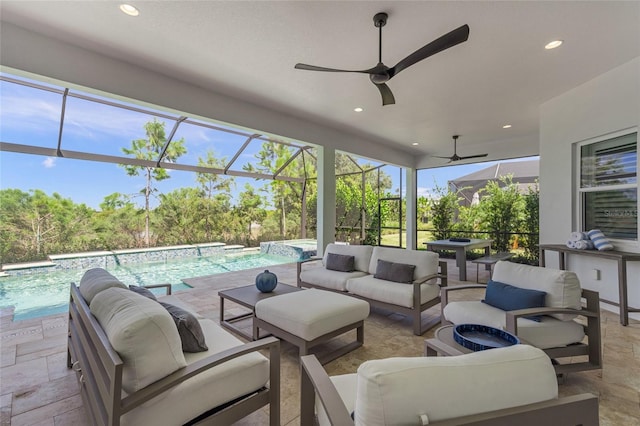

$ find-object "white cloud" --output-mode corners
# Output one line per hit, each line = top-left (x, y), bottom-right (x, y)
(42, 157), (56, 168)
(417, 186), (434, 197)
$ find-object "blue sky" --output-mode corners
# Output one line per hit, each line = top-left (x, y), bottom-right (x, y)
(0, 74), (533, 209)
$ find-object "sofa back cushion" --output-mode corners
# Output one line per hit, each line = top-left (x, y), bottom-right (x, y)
(354, 345), (557, 425)
(90, 287), (187, 393)
(368, 247), (439, 281)
(79, 267), (127, 304)
(492, 261), (582, 320)
(323, 244), (373, 273)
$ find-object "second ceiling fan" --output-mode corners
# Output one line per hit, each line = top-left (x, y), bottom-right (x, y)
(295, 12), (470, 106)
(433, 135), (488, 163)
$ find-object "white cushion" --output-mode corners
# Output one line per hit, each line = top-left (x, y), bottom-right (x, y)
(355, 345), (557, 425)
(347, 276), (440, 308)
(300, 265), (368, 291)
(443, 301), (585, 349)
(492, 261), (582, 320)
(317, 374), (357, 426)
(323, 244), (374, 273)
(90, 288), (187, 393)
(255, 289), (369, 341)
(79, 267), (127, 304)
(122, 319), (269, 426)
(369, 247), (439, 280)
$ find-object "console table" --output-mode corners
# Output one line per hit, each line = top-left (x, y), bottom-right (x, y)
(539, 244), (640, 326)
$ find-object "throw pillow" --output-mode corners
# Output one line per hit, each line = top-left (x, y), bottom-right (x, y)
(325, 253), (355, 272)
(374, 259), (416, 284)
(482, 280), (547, 322)
(129, 285), (157, 301)
(587, 229), (614, 251)
(160, 302), (208, 352)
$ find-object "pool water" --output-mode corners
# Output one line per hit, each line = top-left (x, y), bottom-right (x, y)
(0, 252), (292, 321)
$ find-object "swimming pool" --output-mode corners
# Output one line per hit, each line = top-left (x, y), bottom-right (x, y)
(0, 252), (293, 321)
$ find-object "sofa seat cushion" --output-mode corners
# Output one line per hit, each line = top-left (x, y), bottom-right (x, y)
(121, 319), (270, 426)
(492, 261), (582, 320)
(79, 268), (127, 304)
(255, 289), (369, 341)
(368, 247), (439, 280)
(443, 301), (585, 349)
(323, 244), (374, 273)
(90, 288), (187, 393)
(317, 374), (357, 426)
(346, 276), (440, 308)
(300, 266), (368, 291)
(355, 345), (557, 425)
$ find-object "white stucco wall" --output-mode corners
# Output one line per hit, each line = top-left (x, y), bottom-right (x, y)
(539, 57), (640, 320)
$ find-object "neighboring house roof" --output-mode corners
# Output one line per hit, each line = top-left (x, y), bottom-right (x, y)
(449, 159), (539, 206)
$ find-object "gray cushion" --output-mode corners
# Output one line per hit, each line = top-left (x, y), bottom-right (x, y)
(79, 268), (127, 304)
(129, 285), (157, 300)
(325, 253), (355, 272)
(160, 302), (208, 353)
(374, 259), (415, 283)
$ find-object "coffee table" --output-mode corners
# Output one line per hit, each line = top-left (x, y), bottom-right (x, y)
(219, 284), (302, 340)
(424, 325), (471, 356)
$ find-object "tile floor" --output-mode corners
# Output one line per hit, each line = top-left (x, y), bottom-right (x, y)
(1, 259), (639, 425)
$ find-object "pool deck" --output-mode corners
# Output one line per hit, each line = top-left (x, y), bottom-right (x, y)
(1, 258), (639, 425)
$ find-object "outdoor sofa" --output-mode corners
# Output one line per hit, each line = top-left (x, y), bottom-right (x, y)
(67, 268), (279, 426)
(297, 243), (447, 335)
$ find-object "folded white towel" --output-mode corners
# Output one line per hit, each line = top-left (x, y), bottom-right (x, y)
(569, 231), (589, 241)
(566, 240), (576, 249)
(573, 240), (595, 250)
(587, 229), (614, 251)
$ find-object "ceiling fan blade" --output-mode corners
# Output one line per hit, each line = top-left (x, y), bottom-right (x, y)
(388, 24), (470, 78)
(457, 153), (489, 160)
(295, 63), (377, 74)
(431, 155), (454, 159)
(374, 82), (396, 105)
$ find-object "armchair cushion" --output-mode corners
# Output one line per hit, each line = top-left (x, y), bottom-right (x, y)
(326, 253), (355, 272)
(374, 259), (415, 283)
(90, 288), (187, 393)
(492, 261), (582, 320)
(355, 345), (557, 425)
(483, 279), (546, 322)
(443, 301), (585, 349)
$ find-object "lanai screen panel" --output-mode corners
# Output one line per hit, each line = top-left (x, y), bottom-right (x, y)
(0, 76), (62, 149)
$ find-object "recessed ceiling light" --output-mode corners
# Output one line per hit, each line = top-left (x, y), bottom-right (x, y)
(412, 142), (419, 146)
(354, 107), (363, 112)
(119, 4), (139, 16)
(545, 40), (563, 50)
(502, 124), (512, 129)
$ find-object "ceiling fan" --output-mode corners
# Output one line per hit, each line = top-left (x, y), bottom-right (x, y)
(294, 12), (469, 106)
(433, 135), (488, 162)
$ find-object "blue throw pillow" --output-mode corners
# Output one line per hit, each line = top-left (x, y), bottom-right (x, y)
(482, 280), (547, 322)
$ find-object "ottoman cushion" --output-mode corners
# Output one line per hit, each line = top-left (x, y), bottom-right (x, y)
(255, 289), (369, 341)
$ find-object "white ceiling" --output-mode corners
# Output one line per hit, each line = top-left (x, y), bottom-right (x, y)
(1, 1), (639, 167)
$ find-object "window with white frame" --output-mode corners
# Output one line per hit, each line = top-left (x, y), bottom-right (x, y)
(578, 131), (638, 243)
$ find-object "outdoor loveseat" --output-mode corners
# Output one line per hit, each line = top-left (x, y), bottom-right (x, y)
(67, 268), (279, 426)
(297, 244), (448, 335)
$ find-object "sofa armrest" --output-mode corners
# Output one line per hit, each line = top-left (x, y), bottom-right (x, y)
(143, 283), (172, 295)
(300, 354), (353, 426)
(121, 336), (280, 414)
(297, 257), (323, 287)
